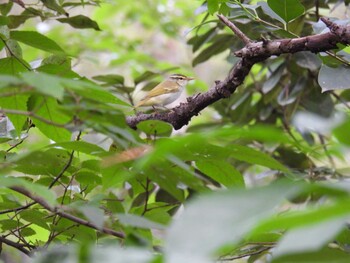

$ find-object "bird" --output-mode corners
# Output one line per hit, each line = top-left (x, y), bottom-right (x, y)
(134, 74), (194, 109)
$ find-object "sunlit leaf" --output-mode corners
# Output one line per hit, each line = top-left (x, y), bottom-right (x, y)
(10, 31), (64, 54)
(207, 0), (219, 15)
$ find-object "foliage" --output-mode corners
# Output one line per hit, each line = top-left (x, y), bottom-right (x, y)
(0, 0), (350, 262)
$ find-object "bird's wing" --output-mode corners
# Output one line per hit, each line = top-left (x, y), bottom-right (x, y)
(143, 80), (179, 99)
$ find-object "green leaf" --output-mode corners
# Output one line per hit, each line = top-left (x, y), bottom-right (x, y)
(229, 144), (289, 172)
(21, 72), (65, 100)
(272, 247), (350, 263)
(28, 96), (71, 142)
(0, 17), (8, 27)
(20, 227), (36, 237)
(40, 0), (68, 16)
(10, 31), (64, 54)
(0, 93), (28, 137)
(48, 141), (106, 155)
(0, 219), (18, 230)
(251, 199), (350, 236)
(14, 148), (70, 175)
(57, 15), (101, 31)
(333, 120), (350, 145)
(258, 1), (285, 24)
(117, 214), (166, 230)
(267, 0), (304, 23)
(137, 120), (173, 137)
(196, 160), (244, 187)
(20, 210), (50, 230)
(318, 65), (350, 92)
(7, 15), (34, 29)
(36, 64), (79, 78)
(207, 0), (219, 15)
(0, 2), (13, 16)
(5, 39), (22, 58)
(0, 57), (29, 74)
(61, 78), (128, 105)
(188, 27), (217, 53)
(76, 205), (105, 230)
(134, 71), (158, 85)
(93, 74), (125, 86)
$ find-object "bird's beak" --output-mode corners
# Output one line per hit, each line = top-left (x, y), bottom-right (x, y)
(186, 77), (195, 80)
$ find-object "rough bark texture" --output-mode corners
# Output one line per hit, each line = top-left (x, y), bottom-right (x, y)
(126, 17), (350, 130)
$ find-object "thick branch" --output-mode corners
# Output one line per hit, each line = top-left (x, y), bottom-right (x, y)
(9, 186), (125, 239)
(126, 17), (350, 130)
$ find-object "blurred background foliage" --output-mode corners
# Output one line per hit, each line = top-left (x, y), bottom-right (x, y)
(1, 0), (350, 262)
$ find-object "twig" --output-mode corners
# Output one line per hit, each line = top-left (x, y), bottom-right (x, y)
(6, 140), (24, 152)
(9, 185), (125, 239)
(45, 223), (79, 246)
(48, 150), (75, 189)
(0, 202), (36, 215)
(47, 170), (78, 244)
(9, 228), (34, 251)
(142, 178), (151, 216)
(217, 14), (251, 44)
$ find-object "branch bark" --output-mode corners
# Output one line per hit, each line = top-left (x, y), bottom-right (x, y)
(126, 17), (350, 130)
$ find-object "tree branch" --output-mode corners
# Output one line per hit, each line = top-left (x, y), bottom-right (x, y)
(0, 109), (69, 128)
(126, 17), (350, 130)
(9, 186), (125, 239)
(0, 236), (31, 255)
